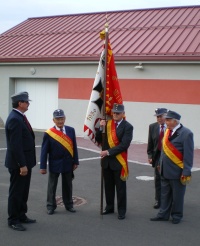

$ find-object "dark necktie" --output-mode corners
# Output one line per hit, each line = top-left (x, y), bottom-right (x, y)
(60, 128), (63, 132)
(168, 129), (173, 138)
(158, 125), (164, 150)
(115, 122), (118, 129)
(23, 115), (32, 132)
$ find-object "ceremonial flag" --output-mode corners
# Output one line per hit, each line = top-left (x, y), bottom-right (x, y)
(83, 30), (123, 143)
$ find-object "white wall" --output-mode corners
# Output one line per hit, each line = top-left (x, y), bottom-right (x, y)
(59, 99), (200, 148)
(0, 62), (200, 147)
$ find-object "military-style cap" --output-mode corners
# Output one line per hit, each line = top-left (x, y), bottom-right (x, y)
(165, 110), (181, 120)
(112, 103), (125, 113)
(53, 109), (65, 118)
(11, 91), (31, 103)
(154, 108), (167, 116)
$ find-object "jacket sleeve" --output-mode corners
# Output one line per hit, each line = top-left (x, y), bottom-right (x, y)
(147, 124), (154, 159)
(7, 117), (26, 167)
(40, 133), (50, 169)
(72, 128), (79, 165)
(182, 131), (194, 176)
(95, 128), (103, 144)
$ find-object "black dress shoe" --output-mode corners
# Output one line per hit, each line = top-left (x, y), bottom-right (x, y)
(150, 217), (168, 221)
(118, 215), (125, 220)
(153, 201), (160, 209)
(172, 218), (181, 224)
(20, 217), (36, 223)
(67, 207), (76, 213)
(102, 209), (114, 215)
(47, 209), (54, 215)
(9, 223), (26, 231)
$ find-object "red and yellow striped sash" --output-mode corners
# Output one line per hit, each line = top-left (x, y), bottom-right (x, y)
(163, 129), (183, 169)
(46, 128), (74, 157)
(107, 120), (128, 181)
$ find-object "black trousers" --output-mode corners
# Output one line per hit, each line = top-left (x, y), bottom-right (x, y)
(103, 167), (127, 216)
(154, 152), (161, 204)
(8, 168), (32, 225)
(47, 171), (73, 210)
(154, 166), (161, 203)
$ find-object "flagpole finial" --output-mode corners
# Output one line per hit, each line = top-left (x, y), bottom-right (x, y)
(105, 14), (109, 30)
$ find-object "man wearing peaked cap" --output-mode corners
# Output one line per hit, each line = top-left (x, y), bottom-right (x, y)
(11, 91), (31, 103)
(5, 91), (36, 231)
(95, 103), (133, 220)
(147, 108), (167, 209)
(53, 109), (65, 118)
(164, 110), (181, 120)
(112, 103), (124, 113)
(154, 108), (168, 116)
(40, 109), (79, 215)
(150, 109), (194, 224)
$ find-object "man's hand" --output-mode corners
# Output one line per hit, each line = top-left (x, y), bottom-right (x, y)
(100, 120), (106, 127)
(148, 159), (152, 164)
(40, 169), (47, 174)
(20, 166), (28, 176)
(73, 165), (78, 171)
(101, 150), (109, 158)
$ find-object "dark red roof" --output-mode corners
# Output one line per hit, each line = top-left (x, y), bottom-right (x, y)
(0, 6), (200, 62)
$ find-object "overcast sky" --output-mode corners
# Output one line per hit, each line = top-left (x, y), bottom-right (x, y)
(1, 0), (200, 34)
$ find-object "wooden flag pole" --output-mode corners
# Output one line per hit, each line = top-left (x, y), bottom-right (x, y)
(100, 21), (109, 216)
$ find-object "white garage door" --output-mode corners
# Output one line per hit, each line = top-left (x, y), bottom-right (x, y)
(15, 78), (58, 130)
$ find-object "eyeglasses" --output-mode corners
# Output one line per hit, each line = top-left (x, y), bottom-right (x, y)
(113, 112), (121, 115)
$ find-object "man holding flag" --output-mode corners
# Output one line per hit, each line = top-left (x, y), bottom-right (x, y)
(95, 103), (133, 220)
(84, 24), (133, 219)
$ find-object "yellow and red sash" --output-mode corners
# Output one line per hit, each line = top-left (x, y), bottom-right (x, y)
(46, 128), (74, 157)
(163, 129), (183, 169)
(107, 120), (128, 181)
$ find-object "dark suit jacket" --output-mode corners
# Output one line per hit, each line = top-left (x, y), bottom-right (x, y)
(147, 122), (160, 167)
(160, 124), (194, 179)
(95, 120), (133, 170)
(40, 125), (79, 173)
(5, 110), (36, 169)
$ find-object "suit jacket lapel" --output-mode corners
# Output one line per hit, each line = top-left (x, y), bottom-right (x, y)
(170, 124), (183, 141)
(155, 123), (160, 137)
(116, 120), (125, 131)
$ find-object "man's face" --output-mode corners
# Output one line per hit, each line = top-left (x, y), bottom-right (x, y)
(156, 114), (166, 125)
(112, 112), (125, 122)
(18, 100), (30, 113)
(53, 117), (65, 128)
(165, 118), (178, 130)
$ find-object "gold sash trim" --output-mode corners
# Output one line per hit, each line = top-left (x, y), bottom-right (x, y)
(163, 129), (183, 169)
(107, 120), (128, 181)
(46, 128), (74, 157)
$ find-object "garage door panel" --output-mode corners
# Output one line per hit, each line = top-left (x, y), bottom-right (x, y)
(15, 79), (58, 130)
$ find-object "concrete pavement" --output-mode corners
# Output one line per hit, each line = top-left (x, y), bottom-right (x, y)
(0, 129), (200, 246)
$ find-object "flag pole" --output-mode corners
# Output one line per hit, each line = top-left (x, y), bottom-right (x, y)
(100, 20), (109, 216)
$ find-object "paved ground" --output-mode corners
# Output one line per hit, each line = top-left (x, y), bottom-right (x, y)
(0, 129), (200, 246)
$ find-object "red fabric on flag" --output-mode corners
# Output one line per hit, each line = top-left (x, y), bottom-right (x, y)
(83, 35), (124, 145)
(105, 40), (123, 116)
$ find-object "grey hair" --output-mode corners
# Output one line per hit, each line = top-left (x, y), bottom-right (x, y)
(174, 119), (180, 124)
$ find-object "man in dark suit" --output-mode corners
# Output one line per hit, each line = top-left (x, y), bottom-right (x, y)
(5, 91), (36, 231)
(40, 109), (79, 215)
(147, 108), (167, 209)
(150, 110), (194, 224)
(95, 103), (133, 220)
